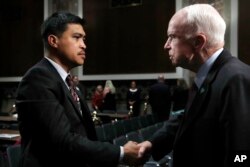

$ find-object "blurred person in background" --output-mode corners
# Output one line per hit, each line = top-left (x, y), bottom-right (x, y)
(91, 84), (104, 111)
(126, 80), (141, 117)
(171, 79), (189, 112)
(102, 80), (116, 111)
(148, 74), (172, 121)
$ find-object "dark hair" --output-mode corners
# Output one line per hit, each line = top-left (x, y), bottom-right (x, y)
(41, 11), (86, 49)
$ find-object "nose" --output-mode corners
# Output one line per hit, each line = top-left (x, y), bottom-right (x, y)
(80, 40), (87, 49)
(164, 39), (170, 50)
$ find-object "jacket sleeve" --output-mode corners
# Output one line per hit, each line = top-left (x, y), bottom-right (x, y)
(149, 112), (183, 160)
(220, 74), (250, 166)
(17, 100), (120, 166)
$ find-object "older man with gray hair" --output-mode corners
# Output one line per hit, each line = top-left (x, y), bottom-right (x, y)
(138, 4), (250, 167)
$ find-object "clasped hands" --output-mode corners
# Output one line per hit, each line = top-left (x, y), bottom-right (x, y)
(122, 141), (152, 166)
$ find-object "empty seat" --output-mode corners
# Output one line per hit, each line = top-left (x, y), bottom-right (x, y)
(121, 119), (133, 133)
(126, 131), (143, 143)
(95, 125), (106, 142)
(102, 123), (116, 142)
(102, 110), (116, 114)
(0, 152), (5, 167)
(155, 121), (164, 130)
(7, 144), (21, 167)
(9, 123), (19, 130)
(139, 115), (149, 128)
(152, 114), (160, 123)
(130, 117), (142, 131)
(116, 109), (129, 114)
(113, 135), (128, 146)
(113, 121), (126, 137)
(139, 127), (151, 141)
(144, 156), (171, 167)
(139, 125), (157, 140)
(145, 114), (154, 125)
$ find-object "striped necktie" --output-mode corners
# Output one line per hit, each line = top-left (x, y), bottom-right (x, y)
(66, 75), (83, 115)
(66, 74), (79, 102)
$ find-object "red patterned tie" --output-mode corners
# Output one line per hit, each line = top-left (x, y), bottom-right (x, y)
(66, 75), (79, 102)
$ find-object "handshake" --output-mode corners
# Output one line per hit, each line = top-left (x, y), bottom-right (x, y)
(122, 140), (153, 166)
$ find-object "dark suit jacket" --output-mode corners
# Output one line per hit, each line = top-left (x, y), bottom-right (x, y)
(16, 58), (120, 167)
(150, 50), (250, 167)
(148, 82), (172, 121)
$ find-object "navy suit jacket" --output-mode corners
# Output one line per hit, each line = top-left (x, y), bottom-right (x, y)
(16, 58), (120, 167)
(150, 50), (250, 167)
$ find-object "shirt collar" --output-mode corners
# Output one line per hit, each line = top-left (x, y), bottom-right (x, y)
(129, 88), (138, 92)
(195, 48), (223, 88)
(45, 57), (69, 84)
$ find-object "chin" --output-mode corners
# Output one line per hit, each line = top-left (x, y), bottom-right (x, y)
(78, 60), (84, 65)
(172, 63), (177, 67)
(170, 59), (176, 65)
(73, 62), (83, 67)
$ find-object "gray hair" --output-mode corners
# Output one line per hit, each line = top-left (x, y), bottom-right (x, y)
(182, 4), (226, 48)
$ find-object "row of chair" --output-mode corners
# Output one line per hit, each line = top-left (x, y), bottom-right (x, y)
(95, 114), (160, 143)
(113, 123), (164, 145)
(5, 122), (166, 167)
(112, 122), (172, 167)
(4, 114), (163, 167)
(0, 144), (21, 167)
(94, 114), (171, 167)
(0, 123), (19, 130)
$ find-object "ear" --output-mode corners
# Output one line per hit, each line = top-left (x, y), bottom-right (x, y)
(193, 34), (206, 50)
(47, 35), (58, 48)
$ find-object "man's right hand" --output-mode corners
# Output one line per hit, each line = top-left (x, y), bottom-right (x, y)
(122, 141), (148, 166)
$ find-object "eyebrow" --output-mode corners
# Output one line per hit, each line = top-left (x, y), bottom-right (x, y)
(73, 32), (86, 38)
(73, 32), (84, 36)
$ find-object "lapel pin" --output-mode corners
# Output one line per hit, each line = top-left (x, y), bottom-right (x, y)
(200, 87), (205, 94)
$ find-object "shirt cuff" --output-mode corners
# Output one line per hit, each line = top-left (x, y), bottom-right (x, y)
(120, 146), (124, 162)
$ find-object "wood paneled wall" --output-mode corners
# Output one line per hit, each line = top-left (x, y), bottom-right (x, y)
(238, 0), (250, 65)
(0, 0), (44, 77)
(82, 0), (176, 75)
(0, 0), (249, 78)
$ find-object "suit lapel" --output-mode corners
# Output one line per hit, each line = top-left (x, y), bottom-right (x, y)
(41, 58), (97, 140)
(76, 89), (89, 118)
(41, 58), (85, 119)
(66, 88), (84, 116)
(66, 84), (97, 140)
(175, 50), (233, 141)
(77, 90), (97, 140)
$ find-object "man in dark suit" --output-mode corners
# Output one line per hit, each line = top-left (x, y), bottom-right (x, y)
(138, 4), (250, 167)
(148, 75), (172, 121)
(16, 12), (143, 167)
